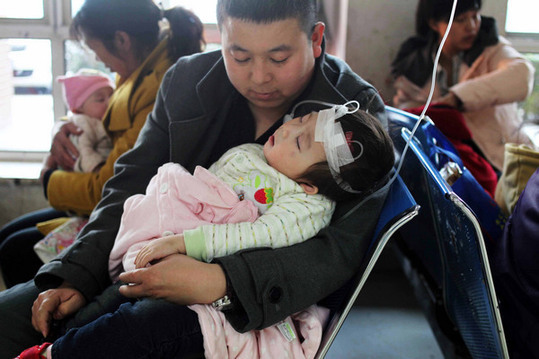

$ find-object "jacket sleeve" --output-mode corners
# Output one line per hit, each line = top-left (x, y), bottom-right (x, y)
(451, 41), (535, 112)
(35, 71), (174, 299)
(184, 192), (335, 262)
(46, 103), (152, 216)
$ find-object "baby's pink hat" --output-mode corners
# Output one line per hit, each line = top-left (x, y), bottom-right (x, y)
(57, 69), (115, 112)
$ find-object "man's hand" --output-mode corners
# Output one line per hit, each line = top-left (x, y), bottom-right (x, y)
(119, 254), (226, 305)
(134, 234), (186, 269)
(31, 286), (86, 338)
(50, 121), (83, 170)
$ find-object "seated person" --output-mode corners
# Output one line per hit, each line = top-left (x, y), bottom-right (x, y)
(18, 103), (394, 358)
(391, 0), (535, 172)
(33, 69), (115, 264)
(0, 0), (390, 358)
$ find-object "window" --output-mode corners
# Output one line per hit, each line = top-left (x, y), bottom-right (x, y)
(0, 0), (219, 177)
(505, 0), (539, 122)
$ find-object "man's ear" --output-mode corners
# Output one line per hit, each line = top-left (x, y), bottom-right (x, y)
(311, 22), (325, 58)
(113, 31), (132, 53)
(300, 182), (319, 195)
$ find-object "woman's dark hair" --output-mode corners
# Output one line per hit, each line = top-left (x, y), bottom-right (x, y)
(216, 0), (317, 35)
(415, 0), (482, 36)
(300, 110), (395, 202)
(70, 0), (204, 63)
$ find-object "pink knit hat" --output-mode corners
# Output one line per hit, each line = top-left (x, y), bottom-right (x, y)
(57, 69), (115, 112)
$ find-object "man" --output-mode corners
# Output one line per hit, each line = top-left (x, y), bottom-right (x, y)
(1, 0), (389, 357)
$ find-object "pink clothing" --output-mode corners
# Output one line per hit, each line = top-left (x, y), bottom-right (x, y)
(189, 304), (329, 359)
(108, 162), (258, 281)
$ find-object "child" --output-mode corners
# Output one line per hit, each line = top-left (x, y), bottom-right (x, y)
(17, 100), (395, 359)
(33, 69), (115, 264)
(56, 68), (115, 173)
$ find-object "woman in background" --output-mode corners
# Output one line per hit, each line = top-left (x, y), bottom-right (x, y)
(391, 0), (535, 172)
(0, 0), (204, 287)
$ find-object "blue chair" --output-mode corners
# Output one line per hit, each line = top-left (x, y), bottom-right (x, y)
(315, 175), (420, 359)
(387, 106), (509, 359)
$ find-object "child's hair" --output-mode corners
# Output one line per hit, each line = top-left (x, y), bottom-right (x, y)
(300, 110), (395, 202)
(70, 0), (205, 63)
(415, 0), (482, 37)
(216, 0), (317, 35)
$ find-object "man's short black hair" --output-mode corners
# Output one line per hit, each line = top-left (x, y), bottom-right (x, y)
(217, 0), (317, 35)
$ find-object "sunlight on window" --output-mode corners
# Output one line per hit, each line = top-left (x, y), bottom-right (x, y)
(0, 39), (53, 152)
(505, 0), (539, 34)
(0, 0), (43, 19)
(163, 0), (217, 24)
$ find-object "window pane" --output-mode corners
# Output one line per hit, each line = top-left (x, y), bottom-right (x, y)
(165, 0), (217, 24)
(506, 0), (539, 34)
(0, 39), (53, 152)
(71, 0), (85, 18)
(0, 0), (44, 19)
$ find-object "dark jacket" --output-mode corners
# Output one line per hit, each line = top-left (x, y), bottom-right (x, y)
(36, 47), (389, 332)
(491, 168), (539, 359)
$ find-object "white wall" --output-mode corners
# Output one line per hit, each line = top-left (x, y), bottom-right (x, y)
(344, 0), (506, 106)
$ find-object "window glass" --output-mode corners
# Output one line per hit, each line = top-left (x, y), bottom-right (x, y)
(166, 0), (217, 24)
(0, 0), (44, 19)
(505, 0), (539, 34)
(71, 0), (84, 17)
(0, 39), (53, 152)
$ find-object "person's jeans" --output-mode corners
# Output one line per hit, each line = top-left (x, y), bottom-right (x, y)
(0, 208), (66, 287)
(0, 280), (204, 359)
(53, 298), (204, 359)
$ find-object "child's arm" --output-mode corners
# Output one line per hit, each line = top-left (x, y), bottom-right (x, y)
(134, 234), (186, 269)
(183, 192), (336, 262)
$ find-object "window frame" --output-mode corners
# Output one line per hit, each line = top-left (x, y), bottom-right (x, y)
(0, 0), (72, 162)
(0, 0), (219, 166)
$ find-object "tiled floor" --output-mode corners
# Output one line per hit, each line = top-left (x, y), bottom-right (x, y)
(324, 249), (444, 359)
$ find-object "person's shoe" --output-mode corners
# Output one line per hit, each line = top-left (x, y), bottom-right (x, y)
(15, 343), (51, 359)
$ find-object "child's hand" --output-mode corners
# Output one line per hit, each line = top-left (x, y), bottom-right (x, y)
(134, 234), (186, 269)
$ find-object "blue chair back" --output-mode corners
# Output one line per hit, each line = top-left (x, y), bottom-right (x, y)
(315, 175), (419, 358)
(387, 106), (508, 359)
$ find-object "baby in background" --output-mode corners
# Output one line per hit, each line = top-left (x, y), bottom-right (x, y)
(33, 69), (115, 264)
(56, 68), (115, 173)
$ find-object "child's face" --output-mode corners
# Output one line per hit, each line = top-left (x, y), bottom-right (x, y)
(263, 111), (326, 181)
(77, 87), (113, 119)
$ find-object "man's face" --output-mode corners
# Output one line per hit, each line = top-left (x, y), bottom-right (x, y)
(221, 17), (324, 116)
